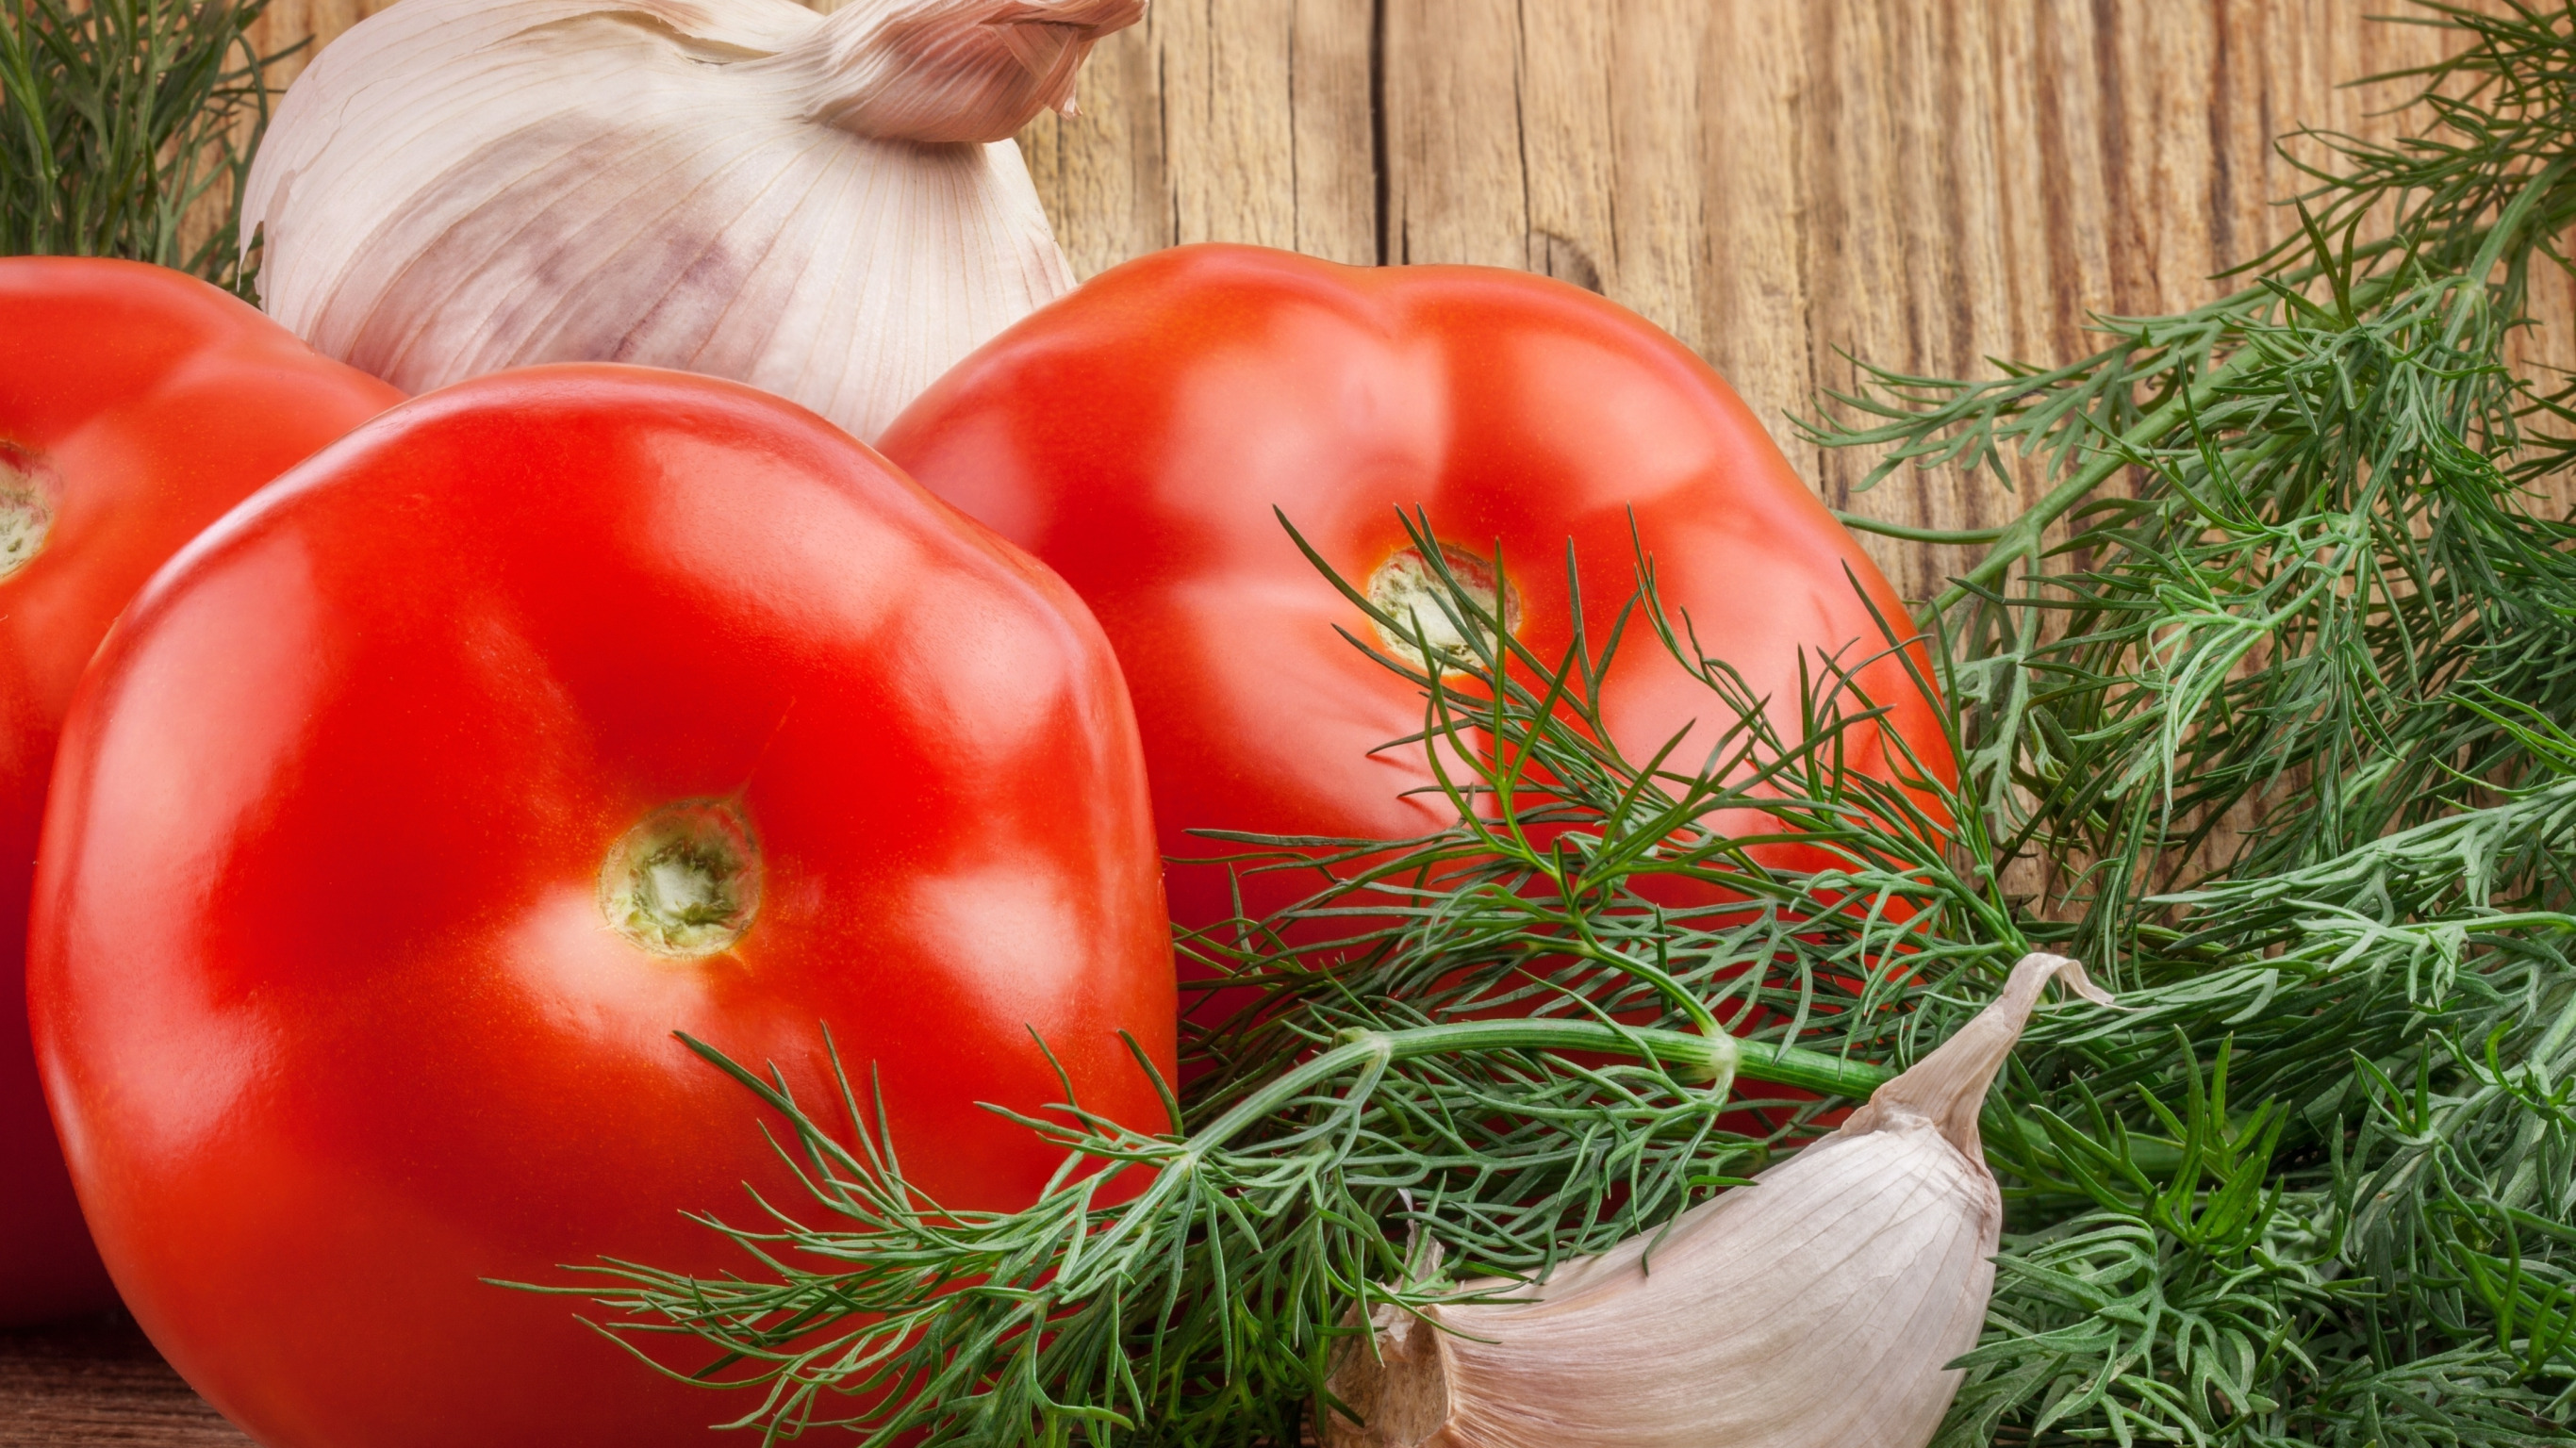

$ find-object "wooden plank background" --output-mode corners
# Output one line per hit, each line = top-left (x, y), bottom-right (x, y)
(240, 0), (2571, 604)
(11, 0), (2568, 1439)
(1016, 0), (2572, 598)
(237, 0), (2555, 598)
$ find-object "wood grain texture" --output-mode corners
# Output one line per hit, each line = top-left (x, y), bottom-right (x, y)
(0, 1324), (246, 1446)
(232, 0), (2568, 599)
(1012, 0), (2575, 600)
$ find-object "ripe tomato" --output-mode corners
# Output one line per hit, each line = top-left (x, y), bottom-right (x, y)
(0, 258), (402, 1325)
(877, 245), (1951, 947)
(29, 367), (1175, 1447)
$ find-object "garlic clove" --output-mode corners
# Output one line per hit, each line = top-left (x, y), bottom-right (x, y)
(789, 0), (1144, 140)
(1327, 953), (2111, 1448)
(242, 0), (1140, 443)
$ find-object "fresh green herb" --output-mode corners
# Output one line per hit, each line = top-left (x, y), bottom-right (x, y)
(1802, 1), (2576, 961)
(553, 509), (2576, 1446)
(541, 518), (1993, 1446)
(542, 5), (2576, 1445)
(1796, 2), (2576, 1440)
(0, 0), (289, 295)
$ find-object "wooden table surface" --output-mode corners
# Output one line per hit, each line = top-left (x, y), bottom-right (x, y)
(1, 1319), (244, 1446)
(12, 0), (2570, 1441)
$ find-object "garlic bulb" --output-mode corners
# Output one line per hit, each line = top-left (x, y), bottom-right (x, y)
(241, 0), (1139, 442)
(1326, 953), (2112, 1448)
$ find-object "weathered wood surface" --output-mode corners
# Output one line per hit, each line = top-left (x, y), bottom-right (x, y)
(7, 0), (2559, 1438)
(1014, 0), (2572, 598)
(0, 1322), (246, 1446)
(236, 0), (2567, 602)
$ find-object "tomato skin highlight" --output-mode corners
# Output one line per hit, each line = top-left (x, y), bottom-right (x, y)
(878, 244), (1953, 943)
(0, 258), (404, 1325)
(28, 367), (1175, 1448)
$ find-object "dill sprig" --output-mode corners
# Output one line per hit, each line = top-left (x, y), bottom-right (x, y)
(0, 0), (289, 295)
(1943, 764), (2576, 1444)
(1793, 3), (2576, 1440)
(541, 520), (2023, 1447)
(1801, 0), (2576, 959)
(553, 502), (2576, 1447)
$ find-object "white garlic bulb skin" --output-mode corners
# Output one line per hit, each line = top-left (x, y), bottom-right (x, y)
(1329, 953), (2112, 1448)
(242, 0), (1140, 442)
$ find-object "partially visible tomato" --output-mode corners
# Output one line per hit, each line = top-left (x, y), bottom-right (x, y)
(29, 367), (1175, 1447)
(878, 245), (1952, 952)
(0, 258), (403, 1325)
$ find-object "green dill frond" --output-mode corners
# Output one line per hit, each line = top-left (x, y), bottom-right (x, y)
(1805, 0), (2576, 947)
(529, 512), (2004, 1447)
(1797, 4), (2576, 1442)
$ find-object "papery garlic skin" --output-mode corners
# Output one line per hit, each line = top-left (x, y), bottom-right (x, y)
(242, 0), (1139, 442)
(1328, 954), (2112, 1448)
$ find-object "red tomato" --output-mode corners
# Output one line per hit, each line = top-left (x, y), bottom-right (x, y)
(0, 258), (402, 1325)
(28, 367), (1175, 1447)
(878, 245), (1951, 950)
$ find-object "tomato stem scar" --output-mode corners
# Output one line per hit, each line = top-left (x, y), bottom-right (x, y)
(0, 443), (58, 584)
(1363, 544), (1519, 675)
(598, 799), (762, 959)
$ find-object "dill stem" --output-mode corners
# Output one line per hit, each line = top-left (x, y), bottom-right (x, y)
(1182, 1020), (1740, 1161)
(1175, 1018), (1882, 1184)
(1151, 1017), (2160, 1234)
(1833, 516), (2009, 546)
